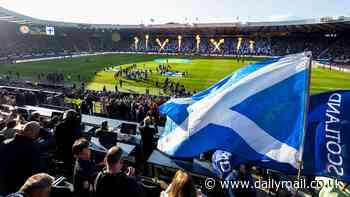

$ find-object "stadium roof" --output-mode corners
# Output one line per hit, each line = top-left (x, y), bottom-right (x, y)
(1, 6), (350, 33)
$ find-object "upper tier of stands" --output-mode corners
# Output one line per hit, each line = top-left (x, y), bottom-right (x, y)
(0, 20), (350, 63)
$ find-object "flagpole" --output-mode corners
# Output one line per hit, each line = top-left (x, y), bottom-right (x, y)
(297, 51), (313, 180)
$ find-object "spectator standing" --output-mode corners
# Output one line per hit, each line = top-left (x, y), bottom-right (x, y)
(0, 122), (43, 195)
(54, 110), (83, 174)
(95, 121), (109, 138)
(72, 138), (97, 197)
(139, 116), (157, 161)
(0, 120), (17, 140)
(94, 146), (144, 197)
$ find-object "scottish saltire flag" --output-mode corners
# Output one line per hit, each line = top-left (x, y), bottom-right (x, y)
(158, 52), (311, 169)
(304, 91), (350, 182)
(46, 26), (55, 36)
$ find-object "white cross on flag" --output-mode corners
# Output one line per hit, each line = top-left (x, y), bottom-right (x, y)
(46, 26), (55, 36)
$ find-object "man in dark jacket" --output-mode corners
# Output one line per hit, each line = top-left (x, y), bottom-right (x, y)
(80, 101), (90, 115)
(0, 122), (43, 196)
(94, 146), (144, 197)
(72, 138), (97, 197)
(95, 121), (109, 138)
(139, 116), (157, 160)
(234, 164), (256, 197)
(54, 110), (83, 173)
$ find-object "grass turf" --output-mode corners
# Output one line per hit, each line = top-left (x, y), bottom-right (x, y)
(0, 54), (350, 95)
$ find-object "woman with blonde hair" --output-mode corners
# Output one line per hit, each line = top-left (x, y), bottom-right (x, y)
(161, 170), (205, 197)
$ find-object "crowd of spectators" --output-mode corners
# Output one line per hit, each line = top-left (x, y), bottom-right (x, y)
(1, 79), (349, 197)
(2, 18), (350, 64)
(68, 89), (167, 125)
(0, 98), (273, 197)
(128, 34), (350, 62)
(0, 79), (257, 197)
(0, 87), (62, 107)
(42, 73), (65, 84)
(0, 21), (118, 64)
(0, 70), (347, 197)
(0, 79), (170, 125)
(113, 64), (150, 81)
(130, 37), (272, 56)
(0, 104), (336, 197)
(161, 78), (191, 97)
(109, 62), (192, 97)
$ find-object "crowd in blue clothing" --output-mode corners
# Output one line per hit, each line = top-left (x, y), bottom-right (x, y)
(130, 37), (272, 56)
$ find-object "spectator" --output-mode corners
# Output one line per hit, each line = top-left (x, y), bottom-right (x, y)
(6, 173), (54, 197)
(72, 138), (97, 197)
(80, 101), (90, 115)
(0, 122), (43, 195)
(95, 121), (109, 138)
(160, 170), (204, 197)
(212, 151), (260, 196)
(54, 110), (83, 173)
(94, 146), (144, 197)
(85, 94), (94, 115)
(234, 164), (256, 197)
(139, 116), (157, 160)
(0, 120), (17, 139)
(30, 112), (40, 122)
(212, 150), (240, 197)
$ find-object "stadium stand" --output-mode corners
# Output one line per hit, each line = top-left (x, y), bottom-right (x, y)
(0, 6), (350, 64)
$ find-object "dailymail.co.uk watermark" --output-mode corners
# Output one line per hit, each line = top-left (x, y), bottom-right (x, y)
(204, 177), (340, 191)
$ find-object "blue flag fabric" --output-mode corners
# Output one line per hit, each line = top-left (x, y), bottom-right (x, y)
(158, 52), (311, 170)
(304, 90), (350, 182)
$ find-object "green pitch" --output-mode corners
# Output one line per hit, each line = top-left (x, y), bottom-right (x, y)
(0, 54), (350, 95)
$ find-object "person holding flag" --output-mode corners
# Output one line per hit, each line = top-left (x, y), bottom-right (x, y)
(158, 52), (312, 174)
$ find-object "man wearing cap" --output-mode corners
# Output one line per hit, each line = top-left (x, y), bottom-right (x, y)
(94, 146), (144, 197)
(0, 122), (43, 196)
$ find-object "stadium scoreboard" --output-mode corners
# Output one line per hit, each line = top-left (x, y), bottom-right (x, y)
(19, 25), (55, 36)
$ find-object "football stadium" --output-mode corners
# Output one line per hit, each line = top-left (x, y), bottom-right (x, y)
(0, 1), (350, 197)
